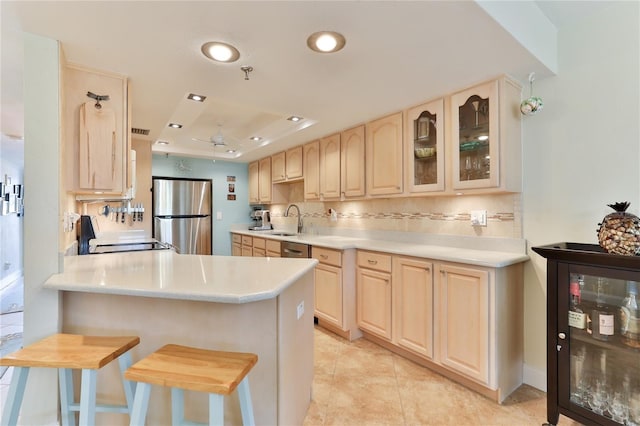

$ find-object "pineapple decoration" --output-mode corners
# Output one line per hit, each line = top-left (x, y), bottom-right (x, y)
(597, 202), (640, 256)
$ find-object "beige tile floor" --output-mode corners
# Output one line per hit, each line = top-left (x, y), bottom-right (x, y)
(305, 326), (583, 426)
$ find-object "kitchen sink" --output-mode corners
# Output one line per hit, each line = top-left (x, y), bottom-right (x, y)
(270, 232), (296, 236)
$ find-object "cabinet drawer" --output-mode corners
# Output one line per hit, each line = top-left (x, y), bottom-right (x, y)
(253, 247), (266, 257)
(313, 247), (342, 267)
(252, 237), (266, 249)
(357, 251), (392, 272)
(266, 239), (281, 253)
(241, 236), (253, 246)
(232, 234), (242, 244)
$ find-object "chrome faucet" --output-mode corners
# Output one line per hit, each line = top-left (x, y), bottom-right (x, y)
(284, 204), (303, 233)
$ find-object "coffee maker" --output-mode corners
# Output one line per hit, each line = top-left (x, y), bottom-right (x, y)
(250, 209), (272, 230)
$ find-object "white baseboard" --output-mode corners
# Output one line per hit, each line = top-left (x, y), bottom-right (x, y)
(523, 363), (547, 392)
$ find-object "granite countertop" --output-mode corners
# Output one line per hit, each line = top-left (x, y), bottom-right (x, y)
(45, 250), (317, 303)
(232, 229), (530, 268)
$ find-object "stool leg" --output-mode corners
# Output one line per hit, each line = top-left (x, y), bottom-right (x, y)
(117, 351), (136, 414)
(170, 388), (185, 426)
(208, 393), (224, 426)
(78, 369), (97, 426)
(129, 382), (151, 426)
(237, 376), (255, 426)
(59, 368), (76, 426)
(1, 366), (29, 426)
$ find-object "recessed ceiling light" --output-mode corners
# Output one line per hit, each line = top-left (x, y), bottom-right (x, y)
(201, 41), (240, 63)
(250, 136), (262, 141)
(168, 123), (182, 129)
(307, 31), (346, 53)
(187, 93), (206, 102)
(156, 140), (170, 145)
(287, 116), (303, 122)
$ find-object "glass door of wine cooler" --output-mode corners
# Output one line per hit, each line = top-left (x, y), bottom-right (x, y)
(560, 264), (640, 425)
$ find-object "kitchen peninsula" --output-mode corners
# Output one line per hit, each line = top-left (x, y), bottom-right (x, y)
(44, 250), (317, 425)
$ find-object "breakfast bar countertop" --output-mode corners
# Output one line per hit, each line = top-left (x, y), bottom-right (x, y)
(44, 250), (318, 303)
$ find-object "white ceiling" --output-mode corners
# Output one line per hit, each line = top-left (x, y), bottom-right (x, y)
(0, 1), (611, 163)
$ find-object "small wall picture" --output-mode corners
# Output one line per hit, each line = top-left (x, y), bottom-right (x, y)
(228, 183), (235, 193)
(227, 176), (236, 182)
(227, 194), (236, 201)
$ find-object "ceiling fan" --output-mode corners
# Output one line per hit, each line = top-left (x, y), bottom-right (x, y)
(192, 123), (232, 147)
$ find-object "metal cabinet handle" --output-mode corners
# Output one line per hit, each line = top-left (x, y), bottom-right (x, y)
(367, 259), (378, 265)
(558, 332), (566, 340)
(320, 254), (328, 259)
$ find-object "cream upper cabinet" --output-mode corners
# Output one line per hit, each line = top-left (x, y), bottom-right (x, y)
(303, 141), (320, 201)
(285, 146), (303, 180)
(64, 64), (131, 195)
(319, 133), (341, 200)
(366, 112), (403, 196)
(438, 263), (490, 384)
(258, 157), (272, 203)
(340, 125), (366, 198)
(392, 256), (434, 359)
(405, 99), (445, 193)
(356, 251), (393, 340)
(249, 158), (271, 205)
(451, 77), (522, 192)
(271, 151), (286, 183)
(248, 161), (260, 204)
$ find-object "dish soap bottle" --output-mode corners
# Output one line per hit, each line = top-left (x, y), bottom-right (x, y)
(620, 281), (640, 348)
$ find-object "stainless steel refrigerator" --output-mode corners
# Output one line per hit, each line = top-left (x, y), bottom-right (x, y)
(152, 177), (212, 254)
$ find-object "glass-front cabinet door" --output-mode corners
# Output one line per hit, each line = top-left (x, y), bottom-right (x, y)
(560, 264), (640, 425)
(451, 80), (499, 190)
(405, 98), (444, 192)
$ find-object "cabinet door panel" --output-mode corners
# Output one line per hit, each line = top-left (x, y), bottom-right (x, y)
(320, 133), (341, 199)
(315, 263), (343, 327)
(286, 146), (303, 180)
(366, 112), (403, 196)
(271, 152), (286, 182)
(258, 157), (272, 203)
(451, 80), (499, 190)
(439, 264), (489, 383)
(303, 141), (320, 200)
(248, 161), (260, 204)
(394, 257), (434, 359)
(357, 267), (392, 340)
(341, 125), (365, 198)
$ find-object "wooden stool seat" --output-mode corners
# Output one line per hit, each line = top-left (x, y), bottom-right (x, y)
(0, 333), (140, 426)
(125, 344), (258, 426)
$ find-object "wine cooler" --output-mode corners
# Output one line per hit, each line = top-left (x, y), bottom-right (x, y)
(533, 243), (640, 426)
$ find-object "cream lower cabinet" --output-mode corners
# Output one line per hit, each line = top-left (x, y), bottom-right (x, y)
(231, 233), (242, 256)
(266, 240), (281, 257)
(438, 263), (489, 383)
(356, 251), (393, 340)
(313, 247), (361, 341)
(355, 250), (523, 403)
(392, 256), (434, 359)
(241, 235), (253, 257)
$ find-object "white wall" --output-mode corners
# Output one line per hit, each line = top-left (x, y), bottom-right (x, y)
(521, 2), (640, 389)
(21, 32), (62, 424)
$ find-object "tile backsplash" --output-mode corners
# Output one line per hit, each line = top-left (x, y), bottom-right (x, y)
(268, 193), (522, 238)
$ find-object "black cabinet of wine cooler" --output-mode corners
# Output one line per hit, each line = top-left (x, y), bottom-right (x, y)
(533, 243), (640, 426)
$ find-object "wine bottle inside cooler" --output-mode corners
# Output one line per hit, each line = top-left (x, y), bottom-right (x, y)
(568, 274), (587, 329)
(620, 281), (640, 348)
(589, 278), (615, 341)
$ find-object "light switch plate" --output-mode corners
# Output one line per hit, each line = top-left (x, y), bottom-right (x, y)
(471, 210), (487, 227)
(216, 211), (223, 220)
